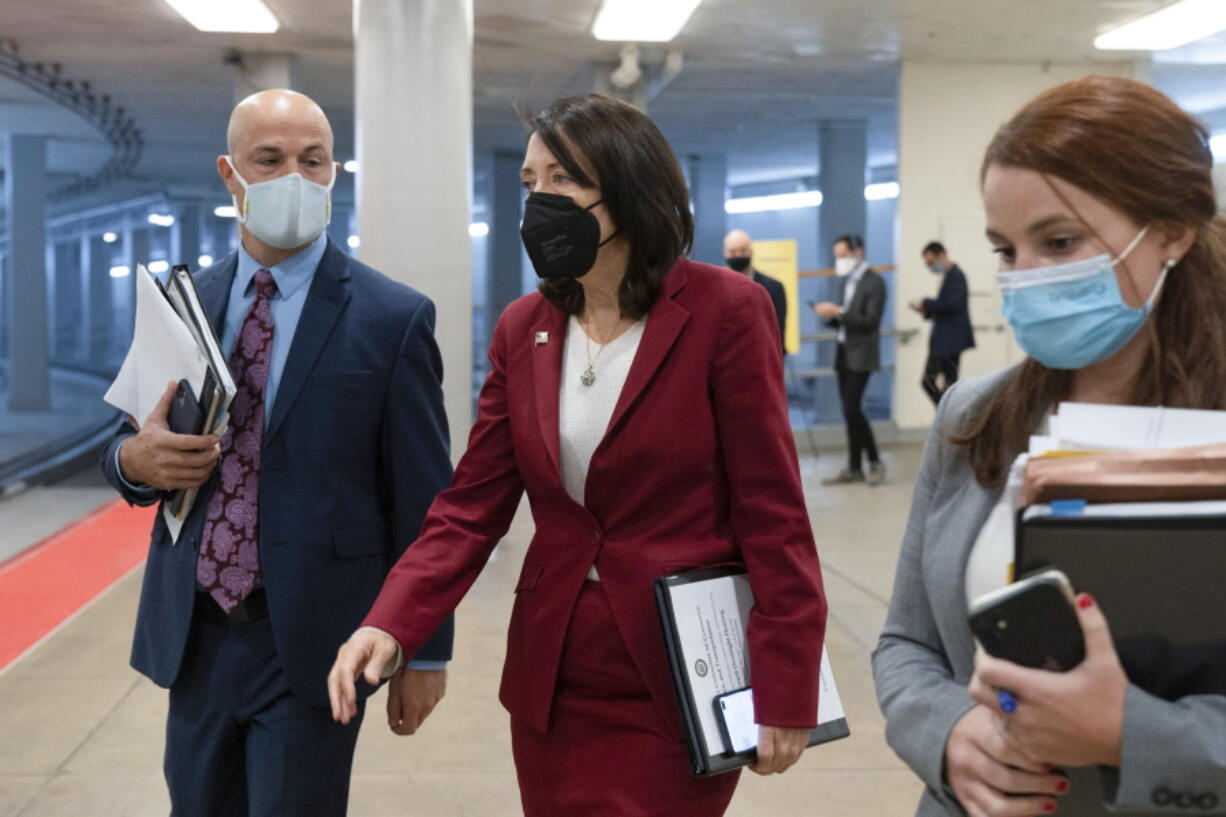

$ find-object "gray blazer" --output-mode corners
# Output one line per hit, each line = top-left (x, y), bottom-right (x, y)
(872, 368), (1226, 816)
(828, 268), (885, 372)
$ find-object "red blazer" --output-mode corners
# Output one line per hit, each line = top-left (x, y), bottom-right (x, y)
(363, 258), (827, 738)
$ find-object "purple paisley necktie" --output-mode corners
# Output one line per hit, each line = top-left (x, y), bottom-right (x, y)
(197, 269), (276, 613)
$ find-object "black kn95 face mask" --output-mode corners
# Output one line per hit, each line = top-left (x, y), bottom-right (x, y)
(520, 192), (616, 279)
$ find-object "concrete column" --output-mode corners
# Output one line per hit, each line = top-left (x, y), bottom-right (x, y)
(234, 52), (299, 101)
(355, 0), (474, 455)
(817, 120), (867, 265)
(117, 226), (150, 359)
(86, 235), (114, 368)
(53, 240), (82, 361)
(4, 134), (51, 411)
(486, 150), (524, 341)
(894, 60), (1135, 430)
(687, 153), (727, 266)
(172, 205), (203, 268)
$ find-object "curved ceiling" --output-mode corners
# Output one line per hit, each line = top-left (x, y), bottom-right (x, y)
(0, 0), (1217, 202)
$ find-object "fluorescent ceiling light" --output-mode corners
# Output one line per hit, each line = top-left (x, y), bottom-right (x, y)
(348, 235), (361, 248)
(344, 160), (360, 173)
(109, 265), (131, 278)
(147, 260), (171, 274)
(865, 182), (900, 201)
(102, 231), (118, 243)
(725, 191), (823, 215)
(1095, 0), (1226, 51)
(468, 222), (490, 238)
(724, 183), (900, 214)
(161, 0), (279, 33)
(592, 0), (703, 42)
(147, 213), (176, 227)
(214, 205), (238, 218)
(198, 254), (215, 267)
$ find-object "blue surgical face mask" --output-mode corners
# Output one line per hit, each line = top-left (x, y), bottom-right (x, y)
(997, 225), (1172, 370)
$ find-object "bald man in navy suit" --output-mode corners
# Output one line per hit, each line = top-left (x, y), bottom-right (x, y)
(100, 89), (453, 817)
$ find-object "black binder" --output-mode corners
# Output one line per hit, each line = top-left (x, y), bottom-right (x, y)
(1015, 503), (1226, 817)
(653, 565), (849, 776)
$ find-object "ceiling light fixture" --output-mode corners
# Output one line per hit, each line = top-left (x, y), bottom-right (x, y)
(109, 265), (131, 278)
(592, 0), (704, 42)
(344, 160), (360, 173)
(214, 205), (238, 218)
(198, 254), (215, 267)
(865, 182), (900, 201)
(102, 231), (118, 243)
(724, 183), (899, 215)
(1095, 0), (1226, 51)
(468, 222), (490, 238)
(348, 235), (361, 249)
(147, 260), (171, 274)
(725, 190), (823, 215)
(161, 0), (280, 34)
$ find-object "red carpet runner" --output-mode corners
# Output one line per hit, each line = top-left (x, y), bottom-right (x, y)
(0, 500), (154, 671)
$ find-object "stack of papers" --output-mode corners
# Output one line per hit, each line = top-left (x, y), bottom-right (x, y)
(1037, 402), (1226, 453)
(104, 264), (235, 540)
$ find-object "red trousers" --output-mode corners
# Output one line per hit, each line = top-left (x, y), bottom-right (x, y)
(511, 581), (740, 816)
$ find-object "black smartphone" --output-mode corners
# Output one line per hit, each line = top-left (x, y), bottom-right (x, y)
(168, 378), (205, 437)
(968, 569), (1086, 672)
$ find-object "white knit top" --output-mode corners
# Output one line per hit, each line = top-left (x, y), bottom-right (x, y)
(559, 315), (645, 579)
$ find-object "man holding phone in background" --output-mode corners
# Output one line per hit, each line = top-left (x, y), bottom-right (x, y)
(100, 89), (453, 817)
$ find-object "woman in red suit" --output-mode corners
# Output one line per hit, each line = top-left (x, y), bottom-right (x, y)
(328, 94), (827, 815)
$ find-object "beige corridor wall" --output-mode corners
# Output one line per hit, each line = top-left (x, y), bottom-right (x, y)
(894, 60), (1135, 431)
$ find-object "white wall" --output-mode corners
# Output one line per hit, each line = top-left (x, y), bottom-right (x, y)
(893, 60), (1135, 431)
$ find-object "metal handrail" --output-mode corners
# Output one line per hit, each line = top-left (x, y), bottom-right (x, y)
(798, 265), (896, 279)
(800, 327), (921, 345)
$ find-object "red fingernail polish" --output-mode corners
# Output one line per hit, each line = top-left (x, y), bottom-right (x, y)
(1057, 780), (1069, 793)
(1045, 801), (1058, 812)
(1078, 594), (1093, 609)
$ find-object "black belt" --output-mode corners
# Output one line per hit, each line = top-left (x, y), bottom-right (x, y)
(197, 587), (269, 624)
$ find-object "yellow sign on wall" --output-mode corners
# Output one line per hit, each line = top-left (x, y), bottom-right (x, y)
(750, 239), (800, 355)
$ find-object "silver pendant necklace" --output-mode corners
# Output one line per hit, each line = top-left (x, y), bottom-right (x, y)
(581, 314), (624, 387)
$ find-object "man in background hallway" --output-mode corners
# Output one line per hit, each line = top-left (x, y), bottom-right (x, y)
(100, 89), (453, 817)
(910, 241), (975, 405)
(811, 233), (885, 486)
(724, 228), (788, 355)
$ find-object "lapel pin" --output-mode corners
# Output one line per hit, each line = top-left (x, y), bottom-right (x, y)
(535, 332), (549, 346)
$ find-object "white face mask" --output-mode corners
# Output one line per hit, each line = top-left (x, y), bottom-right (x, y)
(834, 256), (859, 276)
(225, 156), (335, 249)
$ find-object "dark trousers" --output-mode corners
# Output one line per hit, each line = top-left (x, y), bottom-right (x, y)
(835, 344), (879, 473)
(165, 600), (366, 817)
(921, 351), (962, 406)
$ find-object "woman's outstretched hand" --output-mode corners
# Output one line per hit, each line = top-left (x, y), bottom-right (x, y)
(327, 628), (400, 724)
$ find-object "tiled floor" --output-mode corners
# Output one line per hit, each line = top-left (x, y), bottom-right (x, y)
(0, 447), (927, 816)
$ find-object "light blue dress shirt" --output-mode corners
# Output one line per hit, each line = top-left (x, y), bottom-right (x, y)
(118, 235), (444, 670)
(224, 232), (328, 423)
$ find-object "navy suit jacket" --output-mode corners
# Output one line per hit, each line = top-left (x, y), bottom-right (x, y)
(921, 264), (976, 357)
(100, 238), (454, 706)
(751, 269), (788, 355)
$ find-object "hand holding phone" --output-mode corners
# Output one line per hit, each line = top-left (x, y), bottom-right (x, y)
(968, 569), (1086, 672)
